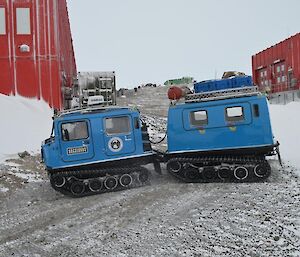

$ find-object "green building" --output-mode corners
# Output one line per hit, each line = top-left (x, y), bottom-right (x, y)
(164, 77), (194, 86)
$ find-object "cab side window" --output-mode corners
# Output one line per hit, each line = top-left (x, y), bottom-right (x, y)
(190, 110), (208, 126)
(253, 104), (260, 117)
(105, 116), (130, 135)
(62, 121), (88, 141)
(225, 106), (244, 122)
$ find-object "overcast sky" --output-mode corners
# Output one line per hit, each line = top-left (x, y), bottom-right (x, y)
(67, 0), (300, 88)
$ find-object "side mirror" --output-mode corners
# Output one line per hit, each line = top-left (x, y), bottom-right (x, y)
(134, 117), (140, 129)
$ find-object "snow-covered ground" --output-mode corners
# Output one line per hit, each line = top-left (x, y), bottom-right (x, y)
(1, 90), (299, 172)
(269, 102), (300, 176)
(0, 94), (53, 163)
(0, 88), (299, 257)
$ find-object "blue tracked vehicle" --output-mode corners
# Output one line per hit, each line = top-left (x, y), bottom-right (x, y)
(41, 106), (161, 197)
(165, 78), (280, 183)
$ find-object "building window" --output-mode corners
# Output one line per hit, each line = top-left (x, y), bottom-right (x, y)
(61, 121), (89, 141)
(260, 70), (267, 78)
(0, 8), (5, 35)
(282, 76), (286, 82)
(226, 106), (244, 122)
(281, 64), (285, 71)
(277, 77), (281, 83)
(105, 116), (130, 135)
(276, 66), (280, 73)
(190, 110), (208, 126)
(16, 8), (31, 35)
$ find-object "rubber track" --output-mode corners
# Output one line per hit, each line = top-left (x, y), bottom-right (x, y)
(49, 166), (150, 198)
(167, 155), (271, 183)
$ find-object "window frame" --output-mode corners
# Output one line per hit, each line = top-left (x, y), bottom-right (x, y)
(225, 106), (244, 122)
(16, 7), (31, 35)
(105, 116), (131, 135)
(276, 66), (281, 73)
(61, 121), (89, 142)
(277, 76), (281, 83)
(189, 110), (208, 127)
(260, 71), (264, 78)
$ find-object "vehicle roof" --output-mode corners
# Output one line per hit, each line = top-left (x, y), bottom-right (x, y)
(55, 106), (138, 121)
(171, 95), (266, 110)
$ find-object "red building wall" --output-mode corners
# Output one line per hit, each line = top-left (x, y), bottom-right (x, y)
(0, 0), (76, 109)
(252, 33), (300, 94)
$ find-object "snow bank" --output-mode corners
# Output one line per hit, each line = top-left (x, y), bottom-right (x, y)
(269, 102), (300, 172)
(0, 93), (300, 174)
(0, 94), (53, 163)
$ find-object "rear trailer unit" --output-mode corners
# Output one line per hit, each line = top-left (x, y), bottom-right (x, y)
(165, 78), (280, 183)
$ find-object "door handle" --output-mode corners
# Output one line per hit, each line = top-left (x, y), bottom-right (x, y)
(125, 135), (132, 141)
(83, 139), (89, 145)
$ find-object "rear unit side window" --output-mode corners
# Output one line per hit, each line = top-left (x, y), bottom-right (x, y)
(61, 121), (88, 141)
(190, 110), (208, 126)
(105, 116), (130, 135)
(16, 8), (31, 35)
(253, 104), (260, 117)
(225, 106), (244, 122)
(0, 8), (5, 35)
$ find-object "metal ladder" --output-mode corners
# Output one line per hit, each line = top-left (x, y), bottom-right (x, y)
(185, 86), (261, 103)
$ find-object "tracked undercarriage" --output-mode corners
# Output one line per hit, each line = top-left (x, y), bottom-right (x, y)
(166, 155), (272, 183)
(49, 165), (150, 197)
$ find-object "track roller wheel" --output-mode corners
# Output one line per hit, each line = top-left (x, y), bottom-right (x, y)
(119, 174), (133, 187)
(254, 163), (271, 179)
(52, 176), (66, 188)
(233, 166), (249, 181)
(184, 167), (200, 180)
(70, 181), (86, 196)
(217, 166), (231, 181)
(88, 178), (103, 192)
(202, 167), (217, 180)
(104, 176), (118, 190)
(138, 169), (149, 183)
(167, 161), (182, 173)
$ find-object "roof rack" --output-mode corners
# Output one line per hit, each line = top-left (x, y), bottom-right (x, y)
(185, 86), (261, 103)
(56, 105), (127, 117)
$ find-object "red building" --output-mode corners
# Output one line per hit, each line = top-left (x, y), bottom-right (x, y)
(0, 0), (76, 109)
(252, 33), (300, 95)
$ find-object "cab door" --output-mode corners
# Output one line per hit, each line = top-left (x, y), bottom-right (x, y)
(103, 115), (136, 156)
(59, 120), (95, 162)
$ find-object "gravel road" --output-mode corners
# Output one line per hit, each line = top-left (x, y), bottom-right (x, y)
(0, 87), (299, 257)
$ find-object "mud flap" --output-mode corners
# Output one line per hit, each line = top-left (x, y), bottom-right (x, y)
(276, 145), (282, 167)
(275, 141), (282, 167)
(153, 158), (162, 174)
